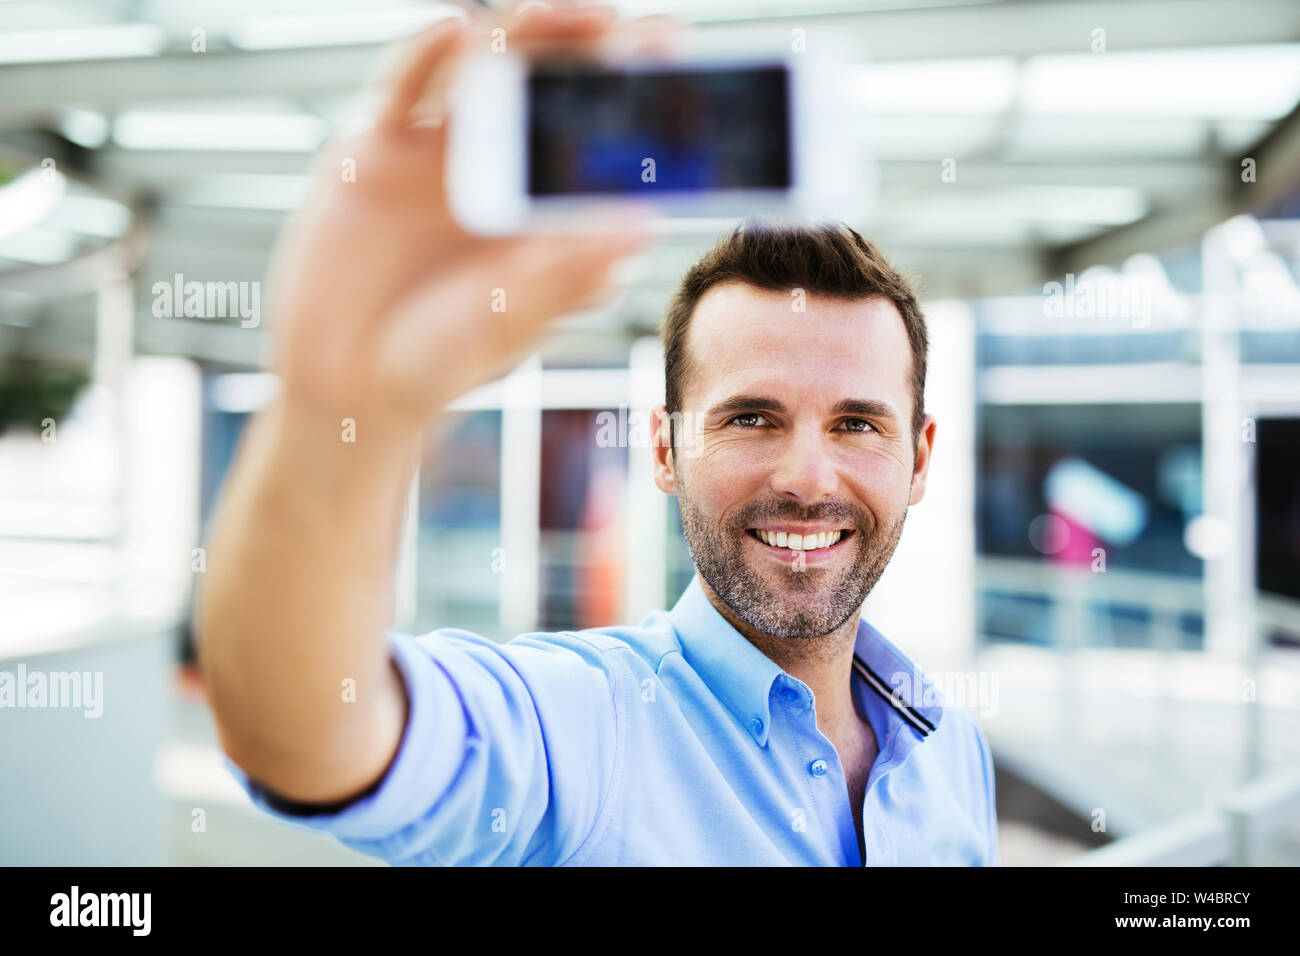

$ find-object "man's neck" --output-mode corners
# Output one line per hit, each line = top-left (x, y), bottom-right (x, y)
(696, 576), (864, 734)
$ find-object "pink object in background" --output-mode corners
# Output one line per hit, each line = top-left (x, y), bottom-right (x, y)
(1049, 507), (1100, 566)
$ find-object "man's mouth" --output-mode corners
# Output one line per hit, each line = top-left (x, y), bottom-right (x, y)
(745, 527), (855, 554)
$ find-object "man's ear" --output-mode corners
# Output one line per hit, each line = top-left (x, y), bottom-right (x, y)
(908, 414), (937, 506)
(650, 405), (679, 496)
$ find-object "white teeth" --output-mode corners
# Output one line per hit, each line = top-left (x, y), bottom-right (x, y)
(755, 529), (844, 551)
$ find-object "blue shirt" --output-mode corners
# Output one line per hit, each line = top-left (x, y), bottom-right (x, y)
(227, 574), (999, 866)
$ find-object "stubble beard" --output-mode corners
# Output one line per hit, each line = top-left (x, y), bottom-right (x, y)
(675, 465), (908, 640)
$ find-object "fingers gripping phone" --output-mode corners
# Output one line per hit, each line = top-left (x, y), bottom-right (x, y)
(446, 44), (870, 234)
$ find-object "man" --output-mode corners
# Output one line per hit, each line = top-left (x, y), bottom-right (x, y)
(199, 1), (998, 866)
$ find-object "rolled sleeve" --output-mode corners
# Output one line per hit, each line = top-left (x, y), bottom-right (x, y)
(226, 627), (620, 866)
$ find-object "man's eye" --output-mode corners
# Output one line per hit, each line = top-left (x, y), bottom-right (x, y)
(729, 413), (767, 428)
(841, 418), (875, 433)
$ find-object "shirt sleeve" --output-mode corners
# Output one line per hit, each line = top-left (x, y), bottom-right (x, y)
(224, 626), (621, 867)
(974, 721), (1000, 866)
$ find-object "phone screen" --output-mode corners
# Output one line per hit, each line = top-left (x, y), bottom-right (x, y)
(526, 61), (792, 197)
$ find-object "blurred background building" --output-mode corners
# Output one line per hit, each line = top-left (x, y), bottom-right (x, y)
(1, 0), (1299, 866)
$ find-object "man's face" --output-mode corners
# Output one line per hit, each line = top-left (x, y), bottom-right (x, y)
(653, 281), (934, 641)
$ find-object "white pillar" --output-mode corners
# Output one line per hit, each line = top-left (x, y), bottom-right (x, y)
(625, 336), (668, 622)
(499, 353), (542, 638)
(95, 267), (133, 605)
(862, 299), (977, 676)
(1201, 218), (1259, 781)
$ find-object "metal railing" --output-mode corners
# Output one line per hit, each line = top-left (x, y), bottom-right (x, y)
(1068, 767), (1300, 866)
(975, 555), (1300, 865)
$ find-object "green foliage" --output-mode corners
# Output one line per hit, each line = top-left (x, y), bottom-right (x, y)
(0, 364), (91, 434)
(0, 157), (23, 188)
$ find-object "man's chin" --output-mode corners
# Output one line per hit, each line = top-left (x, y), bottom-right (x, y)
(741, 566), (843, 613)
(744, 558), (834, 590)
(735, 604), (843, 641)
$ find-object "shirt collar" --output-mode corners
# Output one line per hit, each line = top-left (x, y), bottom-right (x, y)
(668, 574), (943, 747)
(668, 574), (784, 745)
(852, 616), (944, 740)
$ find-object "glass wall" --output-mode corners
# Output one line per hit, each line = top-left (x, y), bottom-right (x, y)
(538, 408), (628, 632)
(413, 410), (503, 637)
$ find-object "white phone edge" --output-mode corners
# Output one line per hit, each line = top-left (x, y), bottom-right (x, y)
(446, 49), (873, 236)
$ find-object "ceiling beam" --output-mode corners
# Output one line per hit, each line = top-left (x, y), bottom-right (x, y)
(1050, 103), (1300, 273)
(2, 0), (1297, 115)
(1234, 99), (1300, 216)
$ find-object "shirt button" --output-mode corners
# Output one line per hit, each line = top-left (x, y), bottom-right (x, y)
(809, 759), (829, 777)
(780, 688), (798, 703)
(749, 717), (764, 735)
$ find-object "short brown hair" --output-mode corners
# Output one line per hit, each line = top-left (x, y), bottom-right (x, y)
(662, 219), (928, 454)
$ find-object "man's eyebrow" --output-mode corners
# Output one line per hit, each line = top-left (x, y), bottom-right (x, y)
(830, 398), (900, 422)
(705, 395), (900, 422)
(705, 395), (788, 418)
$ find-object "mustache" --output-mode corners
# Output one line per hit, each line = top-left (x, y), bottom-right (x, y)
(733, 505), (868, 530)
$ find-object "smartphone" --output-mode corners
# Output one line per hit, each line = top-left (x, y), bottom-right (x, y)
(446, 46), (868, 234)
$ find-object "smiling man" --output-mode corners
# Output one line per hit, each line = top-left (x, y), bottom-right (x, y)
(649, 223), (969, 864)
(199, 4), (998, 867)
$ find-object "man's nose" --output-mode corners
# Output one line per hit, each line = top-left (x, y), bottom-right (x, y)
(769, 425), (838, 504)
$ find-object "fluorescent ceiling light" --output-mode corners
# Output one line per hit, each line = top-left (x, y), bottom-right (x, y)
(113, 112), (329, 152)
(609, 0), (992, 22)
(0, 23), (164, 64)
(899, 185), (1147, 228)
(1031, 221), (1108, 246)
(1005, 117), (1208, 160)
(1022, 45), (1300, 119)
(121, 96), (307, 114)
(228, 5), (467, 50)
(43, 195), (132, 239)
(0, 166), (68, 240)
(1214, 120), (1271, 153)
(872, 212), (1032, 247)
(58, 110), (111, 149)
(1003, 185), (1148, 226)
(169, 173), (313, 211)
(852, 57), (1017, 114)
(866, 116), (996, 159)
(0, 227), (80, 265)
